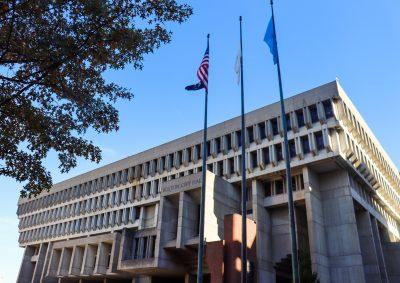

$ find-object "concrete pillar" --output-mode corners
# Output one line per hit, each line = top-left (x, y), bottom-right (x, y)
(40, 242), (57, 283)
(81, 244), (98, 276)
(109, 232), (121, 273)
(319, 170), (365, 283)
(355, 210), (382, 283)
(252, 179), (275, 283)
(303, 168), (330, 283)
(370, 217), (389, 282)
(176, 192), (198, 248)
(57, 247), (73, 276)
(94, 242), (112, 274)
(69, 246), (85, 276)
(31, 243), (48, 283)
(16, 246), (36, 283)
(47, 248), (61, 277)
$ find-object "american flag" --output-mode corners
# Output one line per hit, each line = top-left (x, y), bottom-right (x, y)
(196, 46), (209, 91)
(185, 39), (210, 92)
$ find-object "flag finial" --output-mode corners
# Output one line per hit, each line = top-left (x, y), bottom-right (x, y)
(239, 16), (242, 21)
(270, 0), (274, 5)
(207, 33), (210, 39)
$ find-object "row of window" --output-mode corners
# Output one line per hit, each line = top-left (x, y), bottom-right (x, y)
(19, 206), (143, 243)
(345, 132), (400, 210)
(340, 100), (400, 189)
(18, 99), (335, 215)
(263, 174), (305, 197)
(19, 183), (160, 229)
(20, 130), (329, 229)
(131, 235), (156, 260)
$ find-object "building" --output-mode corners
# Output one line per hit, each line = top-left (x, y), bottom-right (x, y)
(16, 81), (400, 283)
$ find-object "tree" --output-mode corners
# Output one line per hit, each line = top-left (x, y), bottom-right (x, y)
(0, 0), (192, 197)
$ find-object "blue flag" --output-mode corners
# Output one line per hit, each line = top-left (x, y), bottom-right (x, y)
(264, 17), (278, 65)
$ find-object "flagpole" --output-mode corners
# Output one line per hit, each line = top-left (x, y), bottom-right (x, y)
(239, 16), (248, 283)
(269, 1), (300, 282)
(197, 33), (209, 283)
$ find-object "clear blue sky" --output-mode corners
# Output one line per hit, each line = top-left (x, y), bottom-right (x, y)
(1, 1), (399, 282)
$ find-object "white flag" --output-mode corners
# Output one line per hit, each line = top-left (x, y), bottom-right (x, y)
(235, 47), (241, 85)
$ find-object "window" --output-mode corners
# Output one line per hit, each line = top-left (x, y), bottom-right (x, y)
(207, 163), (213, 172)
(275, 179), (284, 194)
(309, 104), (318, 123)
(322, 100), (334, 118)
(296, 109), (305, 128)
(215, 137), (221, 153)
(229, 157), (234, 175)
(259, 122), (266, 140)
(315, 131), (324, 150)
(206, 141), (211, 157)
(187, 148), (192, 163)
(285, 114), (291, 131)
(289, 140), (296, 158)
(271, 118), (279, 136)
(247, 126), (254, 144)
(264, 181), (273, 197)
(251, 151), (258, 168)
(226, 134), (232, 150)
(301, 135), (310, 154)
(262, 147), (270, 165)
(217, 160), (223, 176)
(276, 143), (283, 161)
(237, 130), (242, 147)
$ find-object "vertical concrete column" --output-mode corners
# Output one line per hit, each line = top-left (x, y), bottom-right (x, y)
(57, 247), (73, 276)
(251, 179), (275, 283)
(40, 242), (57, 283)
(46, 248), (61, 277)
(94, 242), (112, 274)
(81, 244), (98, 276)
(370, 217), (389, 283)
(16, 246), (35, 283)
(69, 246), (84, 276)
(355, 210), (382, 282)
(109, 232), (121, 273)
(303, 167), (330, 283)
(31, 243), (48, 283)
(176, 192), (198, 248)
(319, 170), (365, 283)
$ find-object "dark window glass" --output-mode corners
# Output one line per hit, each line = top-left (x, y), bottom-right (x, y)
(275, 179), (284, 194)
(296, 109), (305, 128)
(259, 122), (266, 139)
(251, 151), (258, 168)
(301, 136), (310, 154)
(289, 140), (296, 158)
(206, 141), (211, 157)
(264, 181), (273, 197)
(218, 161), (223, 176)
(187, 148), (192, 162)
(315, 131), (325, 150)
(247, 127), (254, 143)
(215, 137), (221, 153)
(309, 104), (319, 123)
(229, 158), (234, 174)
(292, 177), (297, 191)
(276, 144), (283, 161)
(237, 130), (242, 147)
(226, 135), (232, 150)
(263, 147), (270, 164)
(207, 163), (213, 172)
(322, 100), (334, 118)
(271, 118), (279, 135)
(285, 114), (291, 131)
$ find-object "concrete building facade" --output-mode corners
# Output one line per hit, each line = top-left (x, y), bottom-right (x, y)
(16, 81), (400, 283)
